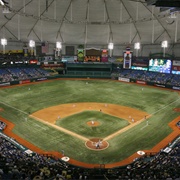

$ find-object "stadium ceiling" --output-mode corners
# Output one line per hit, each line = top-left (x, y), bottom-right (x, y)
(145, 0), (180, 7)
(0, 0), (180, 46)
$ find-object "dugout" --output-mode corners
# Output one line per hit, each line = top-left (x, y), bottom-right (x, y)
(64, 62), (112, 78)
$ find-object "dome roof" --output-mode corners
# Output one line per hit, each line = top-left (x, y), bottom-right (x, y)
(0, 0), (179, 45)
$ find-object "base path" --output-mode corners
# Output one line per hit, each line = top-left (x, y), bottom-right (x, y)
(32, 102), (148, 123)
(31, 102), (149, 141)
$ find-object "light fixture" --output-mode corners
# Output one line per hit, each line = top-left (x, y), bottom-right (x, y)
(0, 0), (4, 6)
(108, 43), (114, 50)
(134, 42), (140, 50)
(161, 40), (168, 57)
(161, 40), (168, 48)
(1, 38), (7, 54)
(1, 38), (7, 46)
(134, 42), (140, 57)
(56, 41), (62, 49)
(29, 40), (35, 48)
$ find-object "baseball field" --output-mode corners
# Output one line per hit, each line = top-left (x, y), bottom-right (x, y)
(0, 79), (180, 168)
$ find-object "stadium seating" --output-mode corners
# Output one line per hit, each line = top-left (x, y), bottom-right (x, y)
(0, 67), (50, 83)
(0, 129), (179, 179)
(116, 69), (180, 86)
(0, 69), (14, 83)
(0, 121), (6, 131)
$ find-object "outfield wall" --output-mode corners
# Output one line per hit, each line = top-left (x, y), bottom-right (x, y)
(0, 75), (179, 91)
(65, 62), (112, 78)
(117, 77), (180, 91)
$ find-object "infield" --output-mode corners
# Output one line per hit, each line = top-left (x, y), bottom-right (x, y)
(31, 103), (148, 145)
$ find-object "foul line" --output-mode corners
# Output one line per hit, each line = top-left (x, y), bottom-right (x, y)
(0, 100), (89, 142)
(141, 124), (148, 130)
(139, 98), (180, 131)
(30, 115), (89, 142)
(150, 98), (180, 116)
(0, 101), (29, 115)
(104, 97), (180, 141)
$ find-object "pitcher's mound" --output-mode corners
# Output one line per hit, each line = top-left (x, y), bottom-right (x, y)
(85, 138), (109, 151)
(87, 121), (100, 127)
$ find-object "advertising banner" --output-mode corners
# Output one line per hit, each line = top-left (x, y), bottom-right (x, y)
(173, 60), (180, 66)
(29, 59), (38, 64)
(101, 49), (108, 62)
(136, 80), (147, 85)
(62, 56), (75, 62)
(77, 49), (84, 62)
(0, 82), (10, 86)
(154, 84), (166, 88)
(20, 80), (31, 84)
(172, 86), (180, 91)
(172, 66), (180, 71)
(118, 77), (130, 82)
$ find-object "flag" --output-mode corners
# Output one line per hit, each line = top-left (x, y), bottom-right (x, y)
(41, 42), (49, 54)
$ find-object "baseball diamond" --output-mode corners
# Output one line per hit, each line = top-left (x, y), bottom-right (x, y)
(0, 79), (180, 169)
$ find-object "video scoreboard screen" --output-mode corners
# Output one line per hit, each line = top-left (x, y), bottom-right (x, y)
(148, 58), (171, 73)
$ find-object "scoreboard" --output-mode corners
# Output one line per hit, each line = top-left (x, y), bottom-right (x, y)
(123, 51), (132, 69)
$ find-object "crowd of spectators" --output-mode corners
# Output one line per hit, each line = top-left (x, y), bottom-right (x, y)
(0, 121), (6, 131)
(109, 141), (180, 179)
(0, 67), (50, 83)
(0, 119), (180, 180)
(0, 68), (14, 83)
(112, 69), (180, 87)
(0, 136), (92, 180)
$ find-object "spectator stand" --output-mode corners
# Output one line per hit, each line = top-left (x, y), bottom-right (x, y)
(0, 121), (6, 131)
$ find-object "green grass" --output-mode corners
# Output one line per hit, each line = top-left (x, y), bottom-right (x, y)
(0, 79), (180, 164)
(56, 111), (129, 138)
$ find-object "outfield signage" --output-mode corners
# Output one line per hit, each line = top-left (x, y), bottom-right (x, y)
(172, 86), (180, 90)
(118, 77), (130, 82)
(154, 84), (165, 88)
(136, 80), (147, 85)
(173, 60), (180, 66)
(172, 66), (180, 71)
(20, 80), (31, 84)
(37, 77), (47, 81)
(0, 82), (10, 86)
(0, 132), (27, 151)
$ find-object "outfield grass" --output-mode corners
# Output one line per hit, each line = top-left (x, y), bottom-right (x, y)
(0, 79), (179, 164)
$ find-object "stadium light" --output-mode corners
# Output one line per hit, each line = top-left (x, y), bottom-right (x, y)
(134, 42), (140, 57)
(1, 38), (7, 46)
(161, 40), (168, 57)
(0, 0), (4, 6)
(134, 42), (140, 50)
(56, 41), (62, 57)
(108, 43), (114, 57)
(161, 40), (168, 48)
(56, 41), (62, 49)
(29, 40), (35, 48)
(108, 43), (114, 50)
(1, 38), (7, 54)
(29, 40), (35, 56)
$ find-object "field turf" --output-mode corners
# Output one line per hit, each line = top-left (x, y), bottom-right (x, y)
(0, 79), (179, 164)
